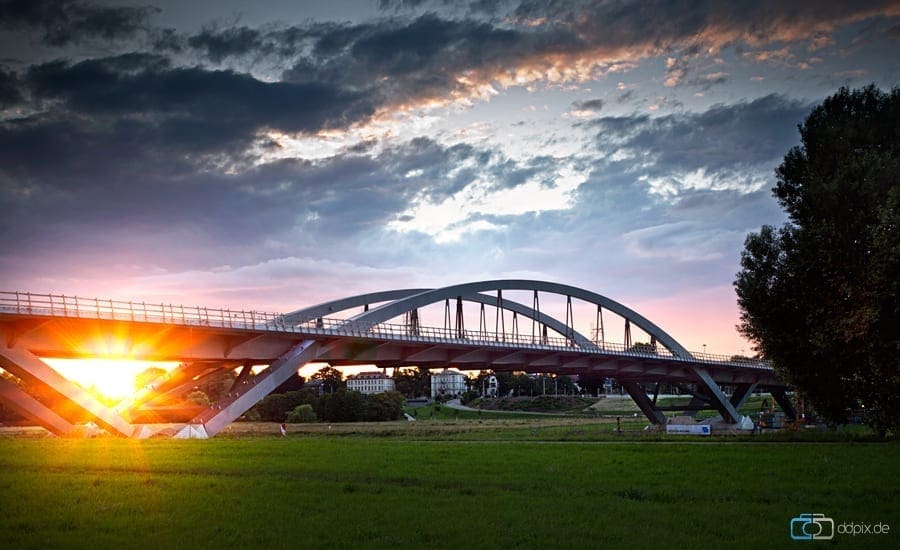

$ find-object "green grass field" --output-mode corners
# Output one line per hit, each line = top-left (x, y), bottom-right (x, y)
(1, 422), (897, 549)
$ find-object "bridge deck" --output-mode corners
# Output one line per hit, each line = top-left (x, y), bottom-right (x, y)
(0, 291), (772, 372)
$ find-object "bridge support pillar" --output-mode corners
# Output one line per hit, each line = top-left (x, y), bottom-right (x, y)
(730, 383), (758, 411)
(680, 382), (756, 420)
(622, 382), (666, 425)
(0, 344), (134, 436)
(0, 377), (76, 436)
(684, 396), (707, 418)
(691, 367), (741, 424)
(175, 339), (319, 438)
(770, 388), (797, 421)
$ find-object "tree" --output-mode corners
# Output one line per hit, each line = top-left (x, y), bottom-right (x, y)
(285, 404), (316, 423)
(251, 389), (319, 422)
(134, 366), (167, 390)
(273, 372), (306, 393)
(192, 370), (236, 403)
(735, 85), (899, 436)
(185, 390), (210, 406)
(365, 391), (405, 421)
(319, 390), (365, 422)
(393, 366), (429, 397)
(627, 342), (657, 355)
(311, 366), (344, 393)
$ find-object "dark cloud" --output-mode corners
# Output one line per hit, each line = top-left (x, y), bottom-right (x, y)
(888, 23), (900, 40)
(20, 53), (374, 156)
(155, 23), (319, 63)
(0, 126), (554, 275)
(573, 98), (604, 111)
(117, 0), (896, 117)
(686, 72), (730, 90)
(616, 89), (634, 103)
(282, 13), (548, 106)
(186, 25), (270, 63)
(378, 0), (510, 16)
(0, 65), (23, 107)
(378, 0), (430, 10)
(0, 0), (157, 46)
(1, 137), (376, 269)
(589, 94), (811, 176)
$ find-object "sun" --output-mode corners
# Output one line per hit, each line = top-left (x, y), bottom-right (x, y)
(43, 358), (179, 403)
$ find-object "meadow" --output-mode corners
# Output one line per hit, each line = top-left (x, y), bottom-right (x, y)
(1, 420), (897, 549)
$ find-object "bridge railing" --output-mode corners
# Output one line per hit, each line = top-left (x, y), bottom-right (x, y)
(0, 291), (770, 369)
(0, 291), (281, 329)
(295, 316), (684, 358)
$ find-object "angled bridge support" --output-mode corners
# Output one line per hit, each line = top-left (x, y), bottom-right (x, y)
(173, 339), (319, 438)
(0, 344), (134, 437)
(0, 376), (76, 436)
(691, 367), (742, 424)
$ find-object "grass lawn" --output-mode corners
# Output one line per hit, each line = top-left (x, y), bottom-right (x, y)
(405, 402), (555, 420)
(1, 424), (897, 549)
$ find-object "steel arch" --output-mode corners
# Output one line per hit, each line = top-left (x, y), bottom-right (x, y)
(343, 280), (692, 358)
(284, 289), (597, 348)
(281, 289), (429, 324)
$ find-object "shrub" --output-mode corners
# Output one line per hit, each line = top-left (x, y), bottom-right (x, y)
(185, 390), (210, 406)
(285, 404), (316, 423)
(366, 391), (405, 421)
(251, 388), (320, 422)
(319, 390), (365, 422)
(460, 390), (479, 405)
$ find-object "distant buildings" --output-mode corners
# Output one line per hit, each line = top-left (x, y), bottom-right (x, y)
(430, 368), (467, 398)
(482, 374), (498, 397)
(304, 379), (326, 396)
(346, 371), (396, 395)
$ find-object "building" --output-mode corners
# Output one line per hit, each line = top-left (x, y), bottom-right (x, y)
(482, 374), (499, 398)
(430, 368), (468, 398)
(346, 371), (395, 395)
(304, 379), (326, 396)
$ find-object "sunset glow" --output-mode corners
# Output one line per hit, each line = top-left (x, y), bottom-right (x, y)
(43, 359), (179, 402)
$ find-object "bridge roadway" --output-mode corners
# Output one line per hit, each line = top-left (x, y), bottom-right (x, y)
(0, 283), (793, 438)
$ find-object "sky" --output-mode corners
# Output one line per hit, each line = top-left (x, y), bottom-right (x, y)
(1, 0), (898, 359)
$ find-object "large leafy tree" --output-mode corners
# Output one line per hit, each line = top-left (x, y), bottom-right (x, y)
(735, 85), (899, 436)
(311, 366), (345, 394)
(393, 366), (430, 397)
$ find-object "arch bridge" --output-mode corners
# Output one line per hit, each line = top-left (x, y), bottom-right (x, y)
(0, 281), (792, 438)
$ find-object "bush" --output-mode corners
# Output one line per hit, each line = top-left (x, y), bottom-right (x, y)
(460, 390), (479, 405)
(253, 393), (293, 421)
(185, 390), (210, 406)
(285, 404), (316, 423)
(251, 389), (320, 422)
(316, 390), (406, 422)
(366, 391), (405, 421)
(319, 390), (365, 422)
(241, 408), (260, 422)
